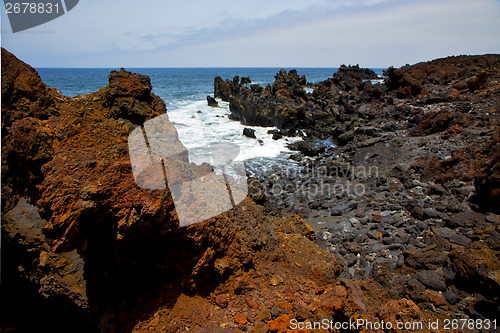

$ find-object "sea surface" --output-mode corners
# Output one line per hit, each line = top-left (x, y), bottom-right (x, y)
(37, 68), (384, 176)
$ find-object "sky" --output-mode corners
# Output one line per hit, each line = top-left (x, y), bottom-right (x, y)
(1, 0), (500, 68)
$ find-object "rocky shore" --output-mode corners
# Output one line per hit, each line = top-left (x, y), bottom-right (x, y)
(1, 47), (499, 332)
(215, 55), (500, 329)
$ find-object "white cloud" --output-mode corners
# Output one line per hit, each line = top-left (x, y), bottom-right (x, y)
(2, 0), (389, 54)
(157, 0), (500, 67)
(1, 0), (499, 67)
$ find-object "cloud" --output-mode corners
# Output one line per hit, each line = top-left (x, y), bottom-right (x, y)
(158, 0), (500, 67)
(2, 0), (389, 54)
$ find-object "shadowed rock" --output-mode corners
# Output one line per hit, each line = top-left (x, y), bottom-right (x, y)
(206, 95), (219, 107)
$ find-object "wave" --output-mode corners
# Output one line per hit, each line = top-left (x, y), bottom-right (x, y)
(166, 98), (301, 166)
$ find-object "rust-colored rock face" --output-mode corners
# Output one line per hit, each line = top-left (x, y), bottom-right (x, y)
(1, 48), (58, 126)
(1, 47), (180, 331)
(409, 110), (454, 136)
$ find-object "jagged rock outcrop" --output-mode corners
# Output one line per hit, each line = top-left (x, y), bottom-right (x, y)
(104, 68), (164, 124)
(214, 66), (385, 141)
(386, 54), (500, 98)
(240, 76), (251, 85)
(385, 66), (426, 98)
(214, 70), (316, 131)
(1, 48), (59, 127)
(332, 64), (378, 92)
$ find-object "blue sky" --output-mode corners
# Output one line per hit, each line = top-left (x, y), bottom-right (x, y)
(1, 0), (500, 68)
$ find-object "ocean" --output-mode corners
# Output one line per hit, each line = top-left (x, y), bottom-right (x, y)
(36, 67), (384, 176)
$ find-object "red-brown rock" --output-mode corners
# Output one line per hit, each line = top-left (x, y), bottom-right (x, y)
(449, 242), (500, 295)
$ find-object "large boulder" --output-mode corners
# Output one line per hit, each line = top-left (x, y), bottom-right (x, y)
(105, 68), (152, 101)
(242, 127), (256, 138)
(104, 68), (164, 124)
(449, 242), (500, 296)
(409, 110), (454, 136)
(206, 95), (219, 107)
(385, 66), (425, 98)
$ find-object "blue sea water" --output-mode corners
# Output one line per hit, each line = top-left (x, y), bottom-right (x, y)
(36, 67), (384, 174)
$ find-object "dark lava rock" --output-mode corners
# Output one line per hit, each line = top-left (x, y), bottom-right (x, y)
(273, 69), (306, 91)
(403, 247), (450, 270)
(288, 140), (328, 157)
(243, 128), (256, 139)
(240, 76), (251, 85)
(106, 68), (152, 102)
(355, 126), (381, 136)
(268, 130), (284, 140)
(433, 227), (471, 247)
(345, 253), (358, 267)
(272, 133), (283, 140)
(423, 208), (445, 220)
(250, 84), (263, 93)
(331, 202), (358, 216)
(443, 289), (460, 305)
(105, 68), (164, 124)
(333, 64), (377, 92)
(207, 95), (219, 107)
(214, 68), (322, 133)
(337, 130), (355, 146)
(415, 269), (447, 291)
(328, 221), (353, 233)
(344, 242), (363, 254)
(385, 66), (425, 98)
(472, 143), (500, 214)
(214, 75), (236, 102)
(429, 183), (446, 195)
(446, 211), (485, 228)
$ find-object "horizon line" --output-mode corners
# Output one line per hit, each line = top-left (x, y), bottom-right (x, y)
(35, 66), (389, 69)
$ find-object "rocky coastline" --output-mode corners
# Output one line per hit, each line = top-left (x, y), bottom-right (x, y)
(2, 47), (499, 332)
(215, 55), (500, 330)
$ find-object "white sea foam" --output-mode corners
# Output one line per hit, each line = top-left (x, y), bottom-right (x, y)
(166, 98), (301, 167)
